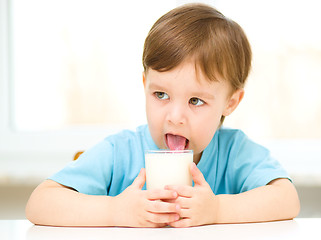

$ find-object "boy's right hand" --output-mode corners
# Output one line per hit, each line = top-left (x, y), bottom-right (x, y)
(112, 168), (180, 227)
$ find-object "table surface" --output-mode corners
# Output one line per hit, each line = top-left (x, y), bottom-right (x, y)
(1, 218), (321, 240)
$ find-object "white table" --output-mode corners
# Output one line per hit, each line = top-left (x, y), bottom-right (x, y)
(1, 218), (321, 240)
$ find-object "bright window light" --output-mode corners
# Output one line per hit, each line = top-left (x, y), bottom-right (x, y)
(10, 0), (321, 140)
(11, 0), (175, 131)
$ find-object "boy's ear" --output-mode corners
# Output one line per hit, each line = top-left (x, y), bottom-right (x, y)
(223, 89), (244, 116)
(142, 72), (146, 88)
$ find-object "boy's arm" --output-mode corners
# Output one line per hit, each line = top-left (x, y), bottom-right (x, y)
(166, 163), (300, 227)
(26, 169), (180, 227)
(215, 178), (300, 224)
(26, 180), (116, 227)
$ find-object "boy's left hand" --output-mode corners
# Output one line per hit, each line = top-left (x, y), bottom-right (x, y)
(165, 162), (218, 228)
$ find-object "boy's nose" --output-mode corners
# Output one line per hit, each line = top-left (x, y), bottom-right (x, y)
(166, 103), (187, 126)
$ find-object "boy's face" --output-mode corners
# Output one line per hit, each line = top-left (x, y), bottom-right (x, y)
(143, 60), (243, 163)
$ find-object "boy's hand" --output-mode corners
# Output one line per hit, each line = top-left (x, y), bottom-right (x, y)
(112, 168), (180, 227)
(165, 163), (218, 228)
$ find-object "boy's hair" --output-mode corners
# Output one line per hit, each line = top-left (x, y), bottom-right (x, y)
(142, 3), (252, 125)
(143, 3), (252, 91)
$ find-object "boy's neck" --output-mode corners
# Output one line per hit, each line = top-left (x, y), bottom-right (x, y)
(193, 152), (203, 165)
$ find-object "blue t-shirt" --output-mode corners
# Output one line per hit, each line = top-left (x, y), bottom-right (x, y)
(49, 125), (289, 196)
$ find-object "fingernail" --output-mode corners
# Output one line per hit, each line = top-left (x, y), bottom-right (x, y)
(173, 192), (178, 198)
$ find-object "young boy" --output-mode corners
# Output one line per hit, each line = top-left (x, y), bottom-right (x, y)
(26, 3), (300, 228)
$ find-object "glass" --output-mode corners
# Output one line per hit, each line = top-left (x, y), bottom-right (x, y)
(145, 150), (193, 190)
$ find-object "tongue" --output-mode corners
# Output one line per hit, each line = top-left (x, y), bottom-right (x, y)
(166, 134), (187, 150)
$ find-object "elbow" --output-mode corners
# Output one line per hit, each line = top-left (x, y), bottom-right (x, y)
(290, 188), (301, 219)
(25, 186), (44, 225)
(284, 181), (301, 220)
(25, 194), (38, 225)
(270, 178), (301, 220)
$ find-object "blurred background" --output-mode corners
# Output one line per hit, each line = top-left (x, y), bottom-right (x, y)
(1, 0), (320, 219)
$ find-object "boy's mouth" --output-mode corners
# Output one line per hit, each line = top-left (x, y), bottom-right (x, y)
(165, 133), (189, 150)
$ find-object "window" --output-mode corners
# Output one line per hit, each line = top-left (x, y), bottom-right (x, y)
(1, 0), (320, 183)
(215, 0), (321, 140)
(0, 0), (175, 151)
(11, 0), (176, 131)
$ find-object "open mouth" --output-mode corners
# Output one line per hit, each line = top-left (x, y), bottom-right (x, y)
(165, 133), (189, 150)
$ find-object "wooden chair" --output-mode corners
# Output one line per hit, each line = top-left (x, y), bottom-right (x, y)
(73, 151), (84, 160)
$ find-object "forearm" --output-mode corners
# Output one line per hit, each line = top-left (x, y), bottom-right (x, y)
(26, 180), (115, 227)
(215, 179), (300, 224)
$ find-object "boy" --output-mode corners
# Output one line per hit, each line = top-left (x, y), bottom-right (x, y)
(26, 3), (300, 227)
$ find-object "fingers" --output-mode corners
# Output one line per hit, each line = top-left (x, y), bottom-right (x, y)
(146, 199), (181, 213)
(143, 188), (181, 225)
(146, 222), (168, 228)
(131, 168), (146, 189)
(147, 189), (178, 200)
(164, 185), (193, 198)
(167, 209), (194, 228)
(143, 200), (180, 225)
(168, 218), (191, 228)
(190, 162), (206, 186)
(129, 165), (208, 227)
(145, 211), (180, 224)
(163, 162), (207, 196)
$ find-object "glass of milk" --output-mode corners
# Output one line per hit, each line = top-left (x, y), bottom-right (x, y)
(145, 150), (193, 190)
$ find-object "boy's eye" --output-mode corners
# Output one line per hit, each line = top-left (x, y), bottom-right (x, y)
(189, 97), (204, 106)
(155, 92), (169, 100)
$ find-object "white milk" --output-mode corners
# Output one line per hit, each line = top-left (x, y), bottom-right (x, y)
(145, 150), (193, 190)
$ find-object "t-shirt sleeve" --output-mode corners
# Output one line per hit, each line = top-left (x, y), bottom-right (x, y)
(228, 131), (290, 193)
(48, 140), (113, 195)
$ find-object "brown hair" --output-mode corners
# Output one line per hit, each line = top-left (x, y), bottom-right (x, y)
(142, 3), (252, 91)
